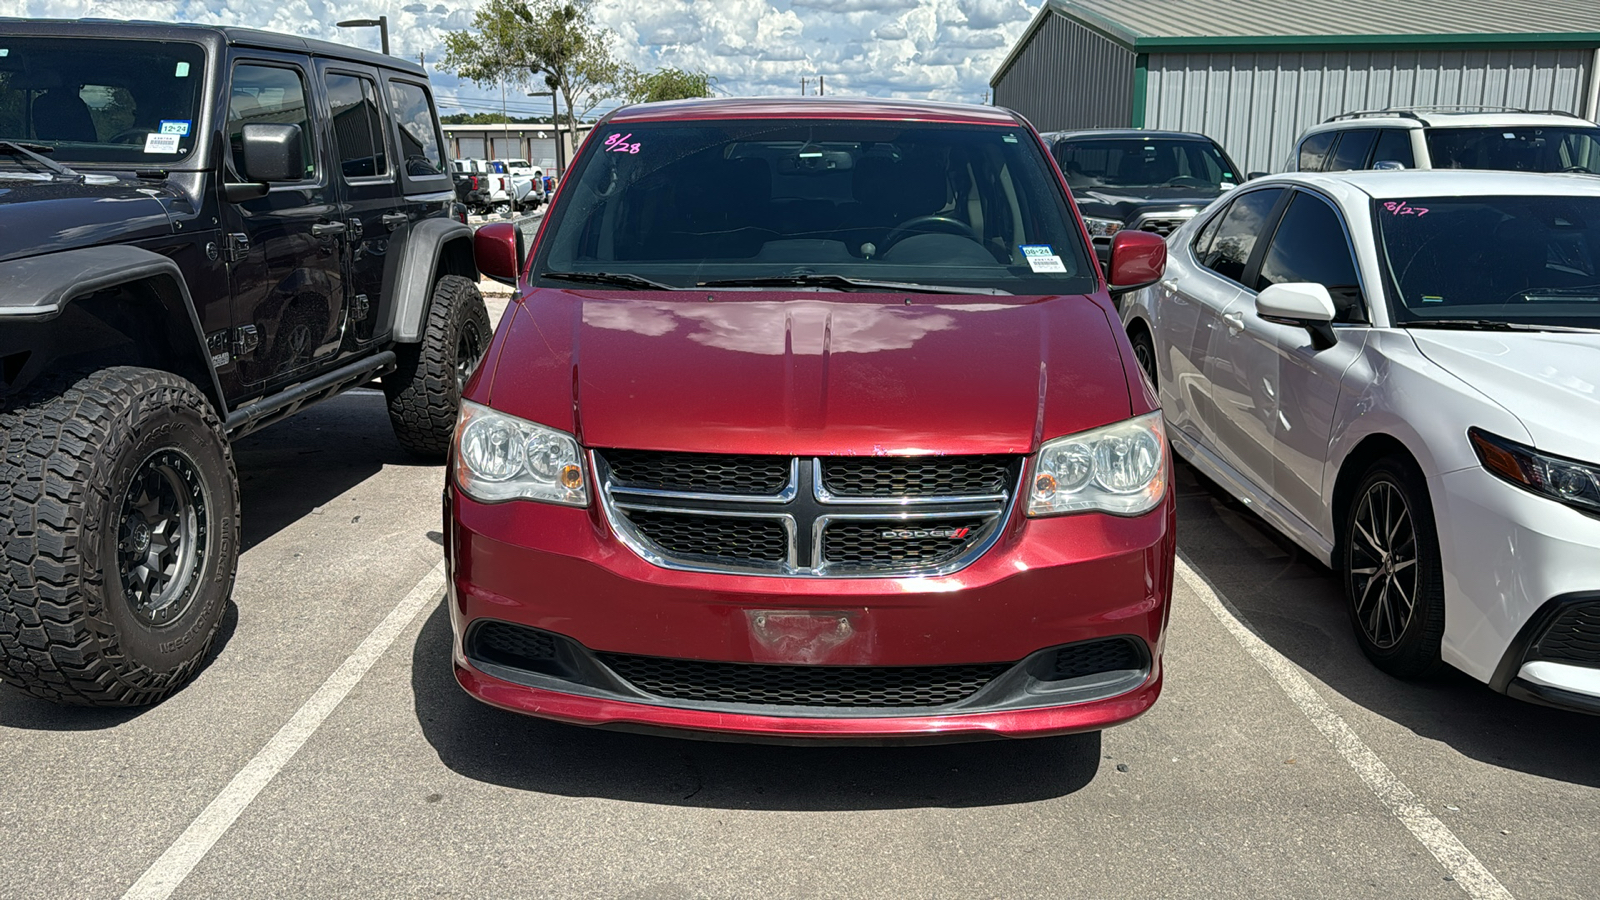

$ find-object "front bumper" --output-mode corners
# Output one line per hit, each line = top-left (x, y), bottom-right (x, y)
(446, 484), (1176, 740)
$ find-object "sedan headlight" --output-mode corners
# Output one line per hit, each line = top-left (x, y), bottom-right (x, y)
(1028, 411), (1167, 517)
(454, 400), (588, 506)
(1469, 428), (1600, 515)
(1082, 216), (1124, 239)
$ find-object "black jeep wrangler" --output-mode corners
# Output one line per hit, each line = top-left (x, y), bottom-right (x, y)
(0, 21), (492, 706)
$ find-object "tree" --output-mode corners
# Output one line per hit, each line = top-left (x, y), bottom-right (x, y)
(620, 67), (716, 105)
(442, 0), (619, 162)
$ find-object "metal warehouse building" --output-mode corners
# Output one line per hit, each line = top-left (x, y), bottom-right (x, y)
(991, 0), (1600, 173)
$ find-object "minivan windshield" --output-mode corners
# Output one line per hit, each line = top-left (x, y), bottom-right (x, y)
(1376, 194), (1600, 329)
(1425, 126), (1600, 174)
(0, 38), (206, 166)
(533, 119), (1097, 295)
(1053, 138), (1240, 193)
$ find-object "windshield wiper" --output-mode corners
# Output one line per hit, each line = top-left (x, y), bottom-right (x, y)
(698, 274), (1011, 295)
(0, 141), (83, 182)
(1402, 319), (1599, 334)
(540, 271), (685, 291)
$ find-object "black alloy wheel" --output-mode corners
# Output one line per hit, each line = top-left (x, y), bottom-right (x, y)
(1130, 328), (1158, 388)
(1347, 478), (1417, 649)
(117, 449), (209, 627)
(1341, 459), (1445, 678)
(456, 319), (486, 394)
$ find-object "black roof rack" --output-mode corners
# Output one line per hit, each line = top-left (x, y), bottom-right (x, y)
(1323, 109), (1426, 124)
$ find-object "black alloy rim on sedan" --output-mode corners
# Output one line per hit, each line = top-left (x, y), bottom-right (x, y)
(118, 449), (209, 627)
(1132, 340), (1157, 385)
(457, 321), (485, 393)
(1348, 479), (1418, 649)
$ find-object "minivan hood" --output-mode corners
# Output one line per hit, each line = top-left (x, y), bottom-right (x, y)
(1410, 329), (1600, 461)
(486, 290), (1133, 456)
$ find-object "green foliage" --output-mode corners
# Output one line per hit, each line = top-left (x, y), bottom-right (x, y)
(621, 67), (716, 105)
(440, 112), (552, 125)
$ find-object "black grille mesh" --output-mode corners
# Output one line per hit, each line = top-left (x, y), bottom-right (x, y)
(823, 518), (991, 569)
(1533, 603), (1600, 665)
(821, 456), (1011, 498)
(1049, 639), (1145, 680)
(603, 450), (790, 495)
(600, 654), (1009, 707)
(623, 509), (788, 564)
(474, 621), (557, 668)
(1137, 217), (1189, 237)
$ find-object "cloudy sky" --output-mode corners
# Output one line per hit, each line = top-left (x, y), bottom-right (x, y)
(1, 0), (1038, 116)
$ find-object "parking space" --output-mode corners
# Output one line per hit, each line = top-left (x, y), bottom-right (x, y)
(3, 379), (1595, 898)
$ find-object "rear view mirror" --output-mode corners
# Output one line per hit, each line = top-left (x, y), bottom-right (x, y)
(239, 123), (304, 183)
(1107, 230), (1166, 296)
(475, 221), (519, 285)
(1257, 282), (1337, 349)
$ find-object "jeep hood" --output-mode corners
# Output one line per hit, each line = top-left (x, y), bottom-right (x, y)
(1411, 329), (1600, 461)
(485, 290), (1134, 456)
(0, 177), (175, 262)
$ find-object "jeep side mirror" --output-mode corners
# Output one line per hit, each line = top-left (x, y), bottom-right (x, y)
(1107, 230), (1166, 296)
(240, 123), (304, 184)
(475, 221), (519, 285)
(1257, 282), (1338, 349)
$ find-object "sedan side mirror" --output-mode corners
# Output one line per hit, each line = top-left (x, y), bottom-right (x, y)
(475, 221), (519, 285)
(1257, 282), (1337, 349)
(1246, 171), (1268, 181)
(1107, 230), (1166, 296)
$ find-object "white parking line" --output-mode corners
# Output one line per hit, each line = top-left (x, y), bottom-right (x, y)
(120, 562), (448, 900)
(1176, 557), (1513, 900)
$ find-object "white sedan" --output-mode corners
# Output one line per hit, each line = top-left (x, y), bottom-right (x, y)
(1121, 170), (1600, 713)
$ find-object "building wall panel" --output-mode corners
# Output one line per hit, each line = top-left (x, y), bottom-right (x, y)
(992, 14), (1135, 132)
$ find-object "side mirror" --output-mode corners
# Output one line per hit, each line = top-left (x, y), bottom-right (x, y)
(1246, 171), (1268, 181)
(1107, 230), (1166, 296)
(1373, 160), (1407, 171)
(1257, 282), (1337, 349)
(475, 221), (519, 285)
(239, 123), (304, 183)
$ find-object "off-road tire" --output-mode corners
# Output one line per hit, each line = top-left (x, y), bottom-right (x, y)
(1341, 457), (1446, 679)
(0, 367), (239, 706)
(384, 275), (492, 458)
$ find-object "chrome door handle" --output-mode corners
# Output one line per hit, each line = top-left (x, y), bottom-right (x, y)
(1223, 311), (1245, 334)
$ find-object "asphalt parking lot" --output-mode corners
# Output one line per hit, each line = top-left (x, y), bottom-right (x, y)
(3, 294), (1597, 900)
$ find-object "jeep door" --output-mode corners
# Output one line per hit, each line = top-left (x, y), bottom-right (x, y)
(317, 61), (398, 348)
(221, 54), (347, 390)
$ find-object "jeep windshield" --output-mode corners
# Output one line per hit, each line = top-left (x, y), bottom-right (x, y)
(1377, 194), (1600, 330)
(0, 38), (205, 166)
(1054, 137), (1240, 193)
(533, 119), (1098, 295)
(1425, 126), (1600, 174)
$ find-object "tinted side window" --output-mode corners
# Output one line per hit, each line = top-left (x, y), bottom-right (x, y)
(1191, 207), (1225, 261)
(1297, 132), (1336, 171)
(1371, 128), (1415, 168)
(1328, 129), (1378, 170)
(1200, 188), (1284, 283)
(228, 64), (315, 180)
(325, 73), (388, 178)
(386, 80), (445, 176)
(1256, 192), (1365, 322)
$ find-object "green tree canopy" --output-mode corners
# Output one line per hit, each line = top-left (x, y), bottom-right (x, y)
(621, 67), (716, 105)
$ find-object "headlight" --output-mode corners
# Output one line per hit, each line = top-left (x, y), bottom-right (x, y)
(1469, 428), (1600, 515)
(1082, 216), (1124, 239)
(1028, 411), (1167, 517)
(453, 400), (588, 506)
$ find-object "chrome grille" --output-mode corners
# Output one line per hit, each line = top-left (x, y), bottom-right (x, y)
(596, 451), (1020, 577)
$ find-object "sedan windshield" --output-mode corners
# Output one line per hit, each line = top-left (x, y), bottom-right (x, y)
(533, 119), (1097, 294)
(1053, 138), (1240, 193)
(1425, 127), (1600, 174)
(0, 38), (206, 165)
(1376, 194), (1600, 329)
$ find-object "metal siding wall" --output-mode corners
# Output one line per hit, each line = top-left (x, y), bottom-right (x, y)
(993, 14), (1136, 132)
(1145, 48), (1594, 174)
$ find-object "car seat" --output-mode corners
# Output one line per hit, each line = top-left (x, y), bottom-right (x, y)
(31, 89), (97, 143)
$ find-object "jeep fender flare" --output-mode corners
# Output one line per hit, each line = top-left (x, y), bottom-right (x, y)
(384, 218), (479, 343)
(0, 245), (227, 412)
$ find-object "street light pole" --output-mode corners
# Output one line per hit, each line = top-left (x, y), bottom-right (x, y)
(336, 16), (389, 55)
(528, 90), (565, 176)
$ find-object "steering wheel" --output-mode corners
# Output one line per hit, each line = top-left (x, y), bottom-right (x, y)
(882, 215), (980, 250)
(107, 129), (152, 145)
(1166, 175), (1213, 188)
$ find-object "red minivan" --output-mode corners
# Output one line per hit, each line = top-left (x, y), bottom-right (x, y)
(451, 98), (1173, 742)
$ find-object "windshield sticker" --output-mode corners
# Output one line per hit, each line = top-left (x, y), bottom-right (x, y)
(143, 133), (181, 154)
(1383, 200), (1429, 217)
(1422, 295), (1445, 303)
(174, 61), (190, 77)
(158, 120), (191, 136)
(1020, 244), (1066, 273)
(1002, 134), (1019, 143)
(604, 133), (641, 154)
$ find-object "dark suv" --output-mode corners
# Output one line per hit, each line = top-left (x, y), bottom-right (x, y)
(0, 21), (492, 706)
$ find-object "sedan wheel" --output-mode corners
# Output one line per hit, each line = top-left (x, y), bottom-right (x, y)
(1341, 458), (1445, 678)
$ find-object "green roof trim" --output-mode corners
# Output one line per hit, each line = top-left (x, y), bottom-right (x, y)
(1133, 31), (1600, 52)
(1130, 55), (1148, 129)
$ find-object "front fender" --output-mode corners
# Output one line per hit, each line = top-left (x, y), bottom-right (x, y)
(380, 217), (477, 344)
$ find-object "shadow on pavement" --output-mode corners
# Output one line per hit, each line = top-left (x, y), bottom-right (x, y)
(410, 603), (1103, 810)
(1173, 460), (1600, 788)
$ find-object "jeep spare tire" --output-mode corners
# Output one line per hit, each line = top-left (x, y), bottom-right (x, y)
(384, 274), (492, 458)
(0, 367), (239, 706)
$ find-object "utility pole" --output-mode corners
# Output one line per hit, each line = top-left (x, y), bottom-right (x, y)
(418, 50), (426, 70)
(800, 76), (809, 96)
(819, 75), (825, 96)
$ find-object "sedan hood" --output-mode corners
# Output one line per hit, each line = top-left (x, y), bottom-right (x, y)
(1411, 330), (1600, 461)
(486, 290), (1133, 456)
